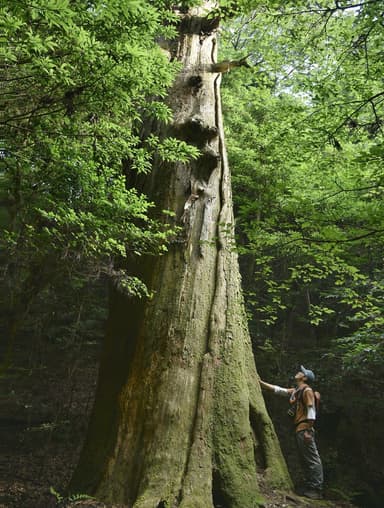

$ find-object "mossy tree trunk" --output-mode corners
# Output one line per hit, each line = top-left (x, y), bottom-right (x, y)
(70, 3), (292, 507)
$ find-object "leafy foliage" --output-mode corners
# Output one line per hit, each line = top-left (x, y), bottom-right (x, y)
(221, 0), (384, 378)
(0, 0), (198, 358)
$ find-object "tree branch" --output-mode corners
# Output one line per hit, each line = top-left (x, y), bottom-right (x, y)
(315, 184), (384, 203)
(331, 91), (384, 135)
(301, 229), (384, 243)
(274, 1), (379, 16)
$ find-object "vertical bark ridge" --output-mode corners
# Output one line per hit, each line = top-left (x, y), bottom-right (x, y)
(177, 22), (221, 507)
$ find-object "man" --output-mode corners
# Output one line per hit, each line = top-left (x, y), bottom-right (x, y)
(259, 366), (323, 500)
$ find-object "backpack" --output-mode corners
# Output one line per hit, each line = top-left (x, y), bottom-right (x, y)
(287, 386), (321, 422)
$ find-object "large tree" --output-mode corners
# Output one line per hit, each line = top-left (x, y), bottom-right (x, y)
(70, 1), (291, 507)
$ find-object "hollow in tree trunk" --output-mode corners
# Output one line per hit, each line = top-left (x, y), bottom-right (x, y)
(70, 3), (292, 507)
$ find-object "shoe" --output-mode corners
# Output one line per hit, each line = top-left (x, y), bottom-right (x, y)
(302, 489), (323, 500)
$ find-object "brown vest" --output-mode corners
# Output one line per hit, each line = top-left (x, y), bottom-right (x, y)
(289, 384), (315, 432)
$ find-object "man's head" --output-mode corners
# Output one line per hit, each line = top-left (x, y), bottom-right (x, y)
(295, 365), (315, 384)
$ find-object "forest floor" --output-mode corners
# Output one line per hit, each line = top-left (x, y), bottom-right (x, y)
(258, 485), (357, 508)
(0, 332), (99, 508)
(0, 334), (358, 508)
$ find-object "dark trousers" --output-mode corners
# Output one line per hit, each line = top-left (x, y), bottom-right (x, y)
(296, 429), (324, 490)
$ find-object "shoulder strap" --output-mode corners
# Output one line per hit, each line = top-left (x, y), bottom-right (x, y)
(296, 385), (311, 402)
(297, 387), (321, 412)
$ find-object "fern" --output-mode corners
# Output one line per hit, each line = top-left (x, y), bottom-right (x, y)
(49, 487), (94, 505)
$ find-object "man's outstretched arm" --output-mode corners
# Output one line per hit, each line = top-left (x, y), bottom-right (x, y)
(259, 380), (276, 391)
(259, 379), (294, 396)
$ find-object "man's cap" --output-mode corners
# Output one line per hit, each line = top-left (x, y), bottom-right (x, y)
(300, 365), (315, 383)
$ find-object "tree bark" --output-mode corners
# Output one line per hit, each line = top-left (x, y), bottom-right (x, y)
(70, 3), (292, 507)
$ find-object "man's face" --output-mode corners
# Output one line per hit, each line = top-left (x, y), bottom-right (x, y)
(295, 371), (306, 382)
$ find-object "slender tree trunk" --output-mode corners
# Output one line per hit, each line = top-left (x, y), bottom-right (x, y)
(70, 3), (291, 507)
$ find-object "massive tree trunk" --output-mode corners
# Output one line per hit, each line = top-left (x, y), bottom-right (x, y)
(70, 3), (291, 507)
